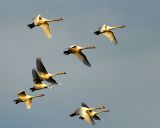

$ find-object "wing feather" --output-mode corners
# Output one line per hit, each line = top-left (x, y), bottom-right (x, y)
(103, 31), (118, 45)
(46, 77), (58, 85)
(26, 98), (32, 110)
(75, 52), (91, 67)
(40, 23), (52, 39)
(36, 58), (48, 74)
(32, 68), (42, 84)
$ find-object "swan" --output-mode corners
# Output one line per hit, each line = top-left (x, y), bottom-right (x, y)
(69, 102), (109, 125)
(64, 45), (95, 67)
(36, 57), (67, 85)
(94, 24), (126, 45)
(30, 69), (51, 92)
(13, 90), (44, 109)
(28, 15), (63, 39)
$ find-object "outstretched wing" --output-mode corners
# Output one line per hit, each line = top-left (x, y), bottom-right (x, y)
(75, 52), (91, 67)
(81, 102), (89, 108)
(26, 98), (32, 110)
(40, 23), (52, 39)
(103, 31), (118, 45)
(32, 68), (42, 84)
(18, 90), (27, 98)
(84, 114), (96, 126)
(46, 77), (58, 85)
(69, 108), (80, 117)
(92, 115), (101, 120)
(36, 58), (48, 74)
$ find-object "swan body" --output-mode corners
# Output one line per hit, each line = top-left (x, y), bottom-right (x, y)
(69, 102), (109, 125)
(94, 24), (126, 45)
(13, 90), (44, 109)
(30, 68), (49, 92)
(64, 45), (95, 67)
(36, 57), (67, 85)
(28, 14), (63, 39)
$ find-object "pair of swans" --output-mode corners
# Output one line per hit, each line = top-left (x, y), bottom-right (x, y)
(28, 15), (126, 45)
(70, 102), (110, 125)
(14, 57), (66, 109)
(31, 57), (66, 91)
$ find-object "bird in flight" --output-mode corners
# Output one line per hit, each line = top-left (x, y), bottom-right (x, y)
(64, 45), (95, 67)
(30, 68), (51, 92)
(94, 24), (126, 45)
(69, 102), (109, 125)
(36, 57), (67, 85)
(13, 90), (44, 109)
(28, 14), (63, 39)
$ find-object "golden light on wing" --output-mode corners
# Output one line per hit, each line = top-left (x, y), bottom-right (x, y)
(103, 31), (118, 45)
(26, 98), (32, 110)
(18, 91), (27, 98)
(75, 52), (91, 67)
(40, 23), (52, 39)
(84, 114), (95, 125)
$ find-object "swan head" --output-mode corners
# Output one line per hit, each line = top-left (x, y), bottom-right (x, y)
(100, 24), (107, 32)
(70, 45), (77, 49)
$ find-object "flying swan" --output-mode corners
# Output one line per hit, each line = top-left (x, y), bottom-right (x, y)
(28, 14), (63, 39)
(94, 24), (126, 45)
(36, 57), (67, 85)
(13, 90), (44, 109)
(69, 102), (109, 125)
(64, 45), (95, 67)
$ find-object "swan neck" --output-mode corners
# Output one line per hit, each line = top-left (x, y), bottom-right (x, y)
(83, 46), (95, 50)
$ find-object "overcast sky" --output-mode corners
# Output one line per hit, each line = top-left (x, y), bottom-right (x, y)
(0, 0), (159, 128)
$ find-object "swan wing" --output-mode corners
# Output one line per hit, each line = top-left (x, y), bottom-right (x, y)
(36, 58), (48, 74)
(46, 77), (58, 85)
(18, 90), (27, 97)
(26, 98), (32, 110)
(39, 23), (52, 39)
(84, 114), (95, 125)
(32, 68), (42, 84)
(81, 102), (89, 108)
(93, 114), (101, 120)
(103, 31), (118, 45)
(75, 52), (91, 67)
(69, 108), (80, 117)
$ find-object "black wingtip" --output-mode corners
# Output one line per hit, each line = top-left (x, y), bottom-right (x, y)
(28, 23), (35, 29)
(94, 30), (101, 35)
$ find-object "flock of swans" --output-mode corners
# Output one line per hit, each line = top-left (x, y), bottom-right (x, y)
(13, 14), (126, 126)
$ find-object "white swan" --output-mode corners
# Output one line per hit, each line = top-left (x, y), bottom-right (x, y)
(94, 24), (126, 45)
(13, 90), (44, 109)
(30, 69), (50, 92)
(64, 45), (95, 67)
(36, 57), (67, 85)
(69, 102), (109, 125)
(28, 15), (63, 39)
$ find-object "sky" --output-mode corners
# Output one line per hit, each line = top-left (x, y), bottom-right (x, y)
(0, 0), (160, 128)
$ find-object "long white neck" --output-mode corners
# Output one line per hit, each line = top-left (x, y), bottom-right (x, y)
(48, 18), (63, 22)
(108, 25), (126, 30)
(96, 109), (108, 114)
(52, 72), (66, 77)
(89, 106), (105, 111)
(31, 94), (44, 99)
(82, 46), (96, 50)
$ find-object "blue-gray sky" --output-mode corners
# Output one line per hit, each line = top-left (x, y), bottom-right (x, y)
(0, 0), (159, 128)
